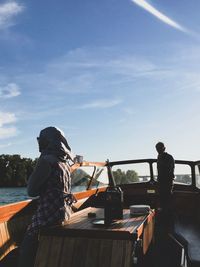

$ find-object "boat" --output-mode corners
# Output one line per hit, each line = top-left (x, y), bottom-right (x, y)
(0, 158), (200, 267)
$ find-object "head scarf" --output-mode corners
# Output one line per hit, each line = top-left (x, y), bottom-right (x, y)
(38, 126), (74, 161)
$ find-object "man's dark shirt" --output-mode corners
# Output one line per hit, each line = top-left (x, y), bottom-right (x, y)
(157, 152), (175, 189)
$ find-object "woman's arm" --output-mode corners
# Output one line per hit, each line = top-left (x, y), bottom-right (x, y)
(27, 157), (51, 197)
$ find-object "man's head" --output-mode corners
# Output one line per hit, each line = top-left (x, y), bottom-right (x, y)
(37, 126), (74, 160)
(155, 142), (166, 154)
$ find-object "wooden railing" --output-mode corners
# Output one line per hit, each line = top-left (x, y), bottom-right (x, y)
(0, 186), (107, 261)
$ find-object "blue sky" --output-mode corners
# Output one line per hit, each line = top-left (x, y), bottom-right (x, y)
(1, 0), (200, 161)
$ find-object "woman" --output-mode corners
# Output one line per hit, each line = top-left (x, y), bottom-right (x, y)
(18, 126), (74, 267)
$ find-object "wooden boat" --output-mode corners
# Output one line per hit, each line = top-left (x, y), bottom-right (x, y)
(0, 158), (200, 267)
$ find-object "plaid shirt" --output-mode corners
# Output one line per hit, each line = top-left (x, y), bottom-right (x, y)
(27, 160), (71, 236)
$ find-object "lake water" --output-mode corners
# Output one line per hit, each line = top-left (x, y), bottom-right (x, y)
(0, 186), (87, 206)
(0, 187), (29, 206)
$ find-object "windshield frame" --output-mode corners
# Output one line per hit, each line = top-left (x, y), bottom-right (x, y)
(109, 158), (197, 188)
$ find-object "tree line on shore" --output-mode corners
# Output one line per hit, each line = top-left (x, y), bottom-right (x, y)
(0, 154), (140, 188)
(0, 154), (37, 187)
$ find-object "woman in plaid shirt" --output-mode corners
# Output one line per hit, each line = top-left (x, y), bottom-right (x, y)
(18, 126), (74, 267)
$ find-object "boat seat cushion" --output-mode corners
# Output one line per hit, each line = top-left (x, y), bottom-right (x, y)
(173, 216), (200, 267)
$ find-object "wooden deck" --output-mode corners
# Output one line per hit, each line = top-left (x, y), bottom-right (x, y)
(35, 208), (155, 267)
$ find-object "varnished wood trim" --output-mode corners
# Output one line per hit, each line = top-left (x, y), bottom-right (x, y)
(70, 161), (106, 172)
(73, 187), (106, 200)
(0, 200), (32, 222)
(0, 187), (107, 222)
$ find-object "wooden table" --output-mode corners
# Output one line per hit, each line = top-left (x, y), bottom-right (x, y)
(35, 208), (155, 267)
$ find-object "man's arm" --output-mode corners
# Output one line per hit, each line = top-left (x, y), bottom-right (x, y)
(27, 157), (51, 197)
(165, 154), (175, 179)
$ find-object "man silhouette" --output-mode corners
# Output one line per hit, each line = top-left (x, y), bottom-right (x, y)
(155, 142), (175, 216)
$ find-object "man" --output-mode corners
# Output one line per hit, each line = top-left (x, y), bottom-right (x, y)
(18, 126), (74, 267)
(155, 142), (175, 216)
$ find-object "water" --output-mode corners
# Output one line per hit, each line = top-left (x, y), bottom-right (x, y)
(0, 186), (88, 206)
(0, 187), (29, 206)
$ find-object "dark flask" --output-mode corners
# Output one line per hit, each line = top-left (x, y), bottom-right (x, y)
(104, 186), (123, 225)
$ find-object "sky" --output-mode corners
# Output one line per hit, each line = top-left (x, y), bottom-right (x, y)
(1, 0), (200, 162)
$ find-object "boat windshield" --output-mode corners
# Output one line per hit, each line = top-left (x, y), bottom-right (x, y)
(195, 164), (200, 189)
(111, 160), (193, 186)
(112, 162), (151, 185)
(71, 165), (108, 192)
(153, 162), (192, 185)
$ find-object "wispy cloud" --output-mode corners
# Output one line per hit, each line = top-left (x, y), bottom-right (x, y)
(0, 112), (17, 127)
(12, 48), (158, 99)
(0, 83), (21, 98)
(4, 45), (200, 122)
(0, 1), (24, 30)
(79, 99), (122, 109)
(0, 127), (17, 139)
(131, 0), (187, 32)
(0, 112), (17, 139)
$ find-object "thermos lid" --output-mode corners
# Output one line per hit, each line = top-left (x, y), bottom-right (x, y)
(129, 205), (150, 215)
